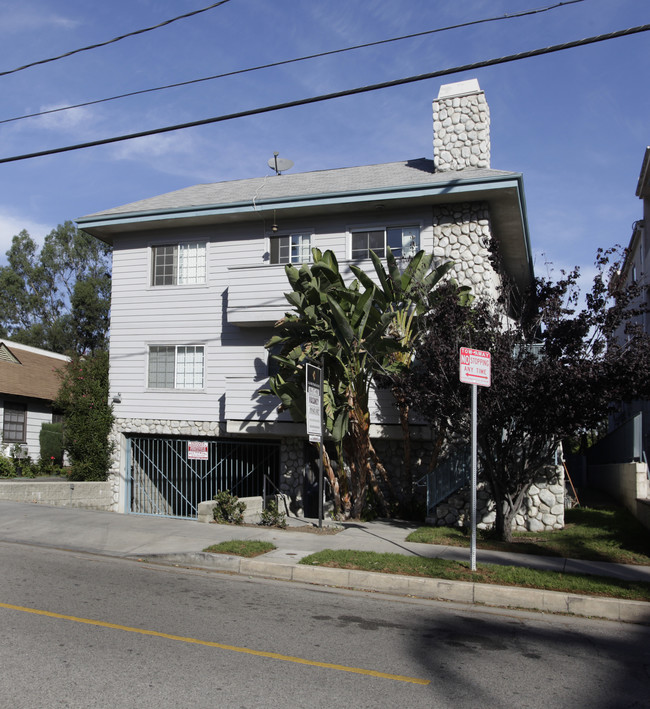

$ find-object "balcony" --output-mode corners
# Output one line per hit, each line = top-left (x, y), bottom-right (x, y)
(226, 259), (381, 327)
(227, 264), (292, 326)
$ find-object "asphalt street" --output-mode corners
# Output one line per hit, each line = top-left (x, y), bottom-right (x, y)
(2, 541), (649, 709)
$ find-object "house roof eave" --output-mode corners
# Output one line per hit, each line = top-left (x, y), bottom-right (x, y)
(77, 167), (534, 293)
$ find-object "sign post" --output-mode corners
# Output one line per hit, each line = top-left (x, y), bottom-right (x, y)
(306, 362), (324, 528)
(459, 347), (491, 571)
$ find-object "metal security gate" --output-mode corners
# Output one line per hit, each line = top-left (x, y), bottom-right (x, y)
(127, 436), (280, 518)
(422, 445), (471, 517)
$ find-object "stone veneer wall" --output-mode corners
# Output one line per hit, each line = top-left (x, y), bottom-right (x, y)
(374, 439), (564, 531)
(433, 88), (490, 172)
(279, 436), (306, 509)
(373, 437), (433, 496)
(431, 465), (565, 532)
(111, 418), (224, 442)
(432, 201), (500, 299)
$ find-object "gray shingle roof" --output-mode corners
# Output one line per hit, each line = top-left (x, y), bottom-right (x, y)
(82, 159), (516, 218)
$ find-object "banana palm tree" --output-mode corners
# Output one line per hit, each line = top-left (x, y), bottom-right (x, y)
(264, 247), (463, 518)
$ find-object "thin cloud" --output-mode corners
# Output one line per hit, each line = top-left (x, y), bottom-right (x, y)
(0, 209), (52, 264)
(111, 131), (197, 160)
(0, 4), (79, 33)
(36, 103), (94, 132)
(108, 130), (215, 181)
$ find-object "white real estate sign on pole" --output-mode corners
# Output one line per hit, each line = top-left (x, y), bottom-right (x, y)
(459, 347), (491, 571)
(306, 363), (324, 527)
(306, 364), (323, 443)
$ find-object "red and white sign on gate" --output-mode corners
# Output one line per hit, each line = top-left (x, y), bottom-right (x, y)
(187, 440), (209, 460)
(459, 347), (491, 387)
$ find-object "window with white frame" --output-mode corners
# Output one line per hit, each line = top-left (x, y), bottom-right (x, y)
(350, 226), (419, 260)
(148, 345), (204, 389)
(270, 233), (312, 264)
(152, 242), (206, 286)
(3, 402), (26, 443)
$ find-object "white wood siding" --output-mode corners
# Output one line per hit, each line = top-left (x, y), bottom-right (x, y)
(224, 376), (292, 422)
(108, 207), (434, 427)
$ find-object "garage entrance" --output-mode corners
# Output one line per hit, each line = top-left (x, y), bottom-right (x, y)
(127, 436), (280, 518)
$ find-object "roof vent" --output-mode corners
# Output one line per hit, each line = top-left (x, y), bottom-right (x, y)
(0, 343), (21, 364)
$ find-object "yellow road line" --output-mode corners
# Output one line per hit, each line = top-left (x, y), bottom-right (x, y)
(0, 601), (429, 685)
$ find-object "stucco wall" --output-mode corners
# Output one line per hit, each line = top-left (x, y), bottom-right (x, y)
(588, 462), (649, 529)
(0, 480), (115, 510)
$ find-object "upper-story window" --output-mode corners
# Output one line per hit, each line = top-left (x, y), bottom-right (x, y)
(350, 226), (419, 260)
(270, 233), (312, 265)
(148, 345), (204, 389)
(152, 242), (206, 286)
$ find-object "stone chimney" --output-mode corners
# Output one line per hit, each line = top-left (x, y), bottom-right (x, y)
(433, 78), (490, 172)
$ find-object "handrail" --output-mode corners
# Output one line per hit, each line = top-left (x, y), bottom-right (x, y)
(263, 473), (290, 515)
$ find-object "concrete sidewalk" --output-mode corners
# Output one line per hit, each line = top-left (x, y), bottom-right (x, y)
(0, 500), (648, 624)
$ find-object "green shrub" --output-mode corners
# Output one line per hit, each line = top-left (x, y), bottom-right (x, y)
(259, 499), (287, 528)
(53, 352), (114, 481)
(5, 446), (37, 477)
(213, 490), (246, 525)
(0, 455), (16, 478)
(35, 455), (65, 477)
(39, 423), (64, 466)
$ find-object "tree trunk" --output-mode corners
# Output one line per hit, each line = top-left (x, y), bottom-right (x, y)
(482, 457), (515, 543)
(344, 394), (387, 519)
(368, 439), (394, 503)
(318, 444), (342, 517)
(493, 501), (515, 543)
(427, 425), (447, 473)
(392, 388), (412, 513)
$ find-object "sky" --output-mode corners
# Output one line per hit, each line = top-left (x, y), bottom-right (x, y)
(0, 0), (648, 286)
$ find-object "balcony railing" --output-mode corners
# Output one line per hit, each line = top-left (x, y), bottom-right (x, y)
(226, 259), (382, 326)
(227, 264), (291, 326)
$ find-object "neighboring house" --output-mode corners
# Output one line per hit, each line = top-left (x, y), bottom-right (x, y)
(607, 146), (650, 456)
(583, 146), (650, 527)
(78, 78), (560, 525)
(0, 339), (69, 460)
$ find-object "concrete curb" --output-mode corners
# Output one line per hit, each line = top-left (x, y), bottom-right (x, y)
(138, 552), (650, 625)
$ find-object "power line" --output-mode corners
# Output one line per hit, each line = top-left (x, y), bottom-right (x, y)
(0, 0), (584, 126)
(0, 0), (233, 79)
(1, 22), (648, 166)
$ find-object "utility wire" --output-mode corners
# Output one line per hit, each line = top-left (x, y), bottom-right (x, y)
(0, 0), (233, 79)
(0, 0), (584, 125)
(1, 22), (648, 166)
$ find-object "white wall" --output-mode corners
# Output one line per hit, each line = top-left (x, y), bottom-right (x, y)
(108, 206), (437, 427)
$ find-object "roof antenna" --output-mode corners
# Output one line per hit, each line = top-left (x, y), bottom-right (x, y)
(268, 151), (294, 175)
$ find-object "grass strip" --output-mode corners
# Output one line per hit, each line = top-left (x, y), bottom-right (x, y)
(299, 549), (650, 601)
(203, 540), (276, 557)
(406, 506), (650, 566)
